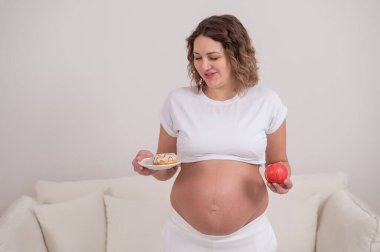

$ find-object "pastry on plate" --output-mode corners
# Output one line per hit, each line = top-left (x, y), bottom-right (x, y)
(153, 153), (178, 165)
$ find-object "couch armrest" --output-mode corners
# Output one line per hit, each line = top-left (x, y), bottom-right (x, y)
(316, 190), (380, 252)
(0, 196), (48, 252)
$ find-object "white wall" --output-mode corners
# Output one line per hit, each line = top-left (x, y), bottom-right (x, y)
(1, 0), (379, 215)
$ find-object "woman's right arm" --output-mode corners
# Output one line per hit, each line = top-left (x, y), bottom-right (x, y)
(132, 125), (178, 181)
(152, 125), (178, 180)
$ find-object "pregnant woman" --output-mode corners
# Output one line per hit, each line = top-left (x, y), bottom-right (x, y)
(132, 14), (293, 252)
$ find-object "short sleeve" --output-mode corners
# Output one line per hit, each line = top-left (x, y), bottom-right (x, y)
(265, 92), (287, 134)
(160, 93), (177, 137)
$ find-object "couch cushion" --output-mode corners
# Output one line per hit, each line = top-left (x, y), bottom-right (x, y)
(35, 178), (109, 203)
(0, 196), (48, 252)
(34, 190), (106, 252)
(316, 190), (380, 252)
(108, 176), (173, 201)
(290, 171), (347, 200)
(104, 195), (168, 252)
(35, 175), (174, 203)
(267, 192), (321, 252)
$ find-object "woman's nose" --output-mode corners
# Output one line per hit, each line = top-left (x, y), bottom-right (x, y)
(201, 59), (211, 71)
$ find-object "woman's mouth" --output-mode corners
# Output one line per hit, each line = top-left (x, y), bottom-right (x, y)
(204, 72), (217, 80)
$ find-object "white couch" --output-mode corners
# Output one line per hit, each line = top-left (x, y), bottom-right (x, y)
(0, 171), (379, 252)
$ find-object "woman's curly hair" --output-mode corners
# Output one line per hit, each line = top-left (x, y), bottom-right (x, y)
(186, 15), (259, 95)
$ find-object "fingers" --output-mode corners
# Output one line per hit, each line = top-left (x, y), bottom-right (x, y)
(271, 183), (289, 194)
(267, 182), (276, 192)
(132, 150), (154, 176)
(132, 161), (155, 176)
(137, 167), (155, 176)
(283, 178), (293, 190)
(267, 177), (293, 194)
(267, 182), (285, 193)
(136, 150), (153, 161)
(132, 159), (143, 173)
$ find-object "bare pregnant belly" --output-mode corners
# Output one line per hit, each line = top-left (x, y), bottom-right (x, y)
(170, 160), (269, 235)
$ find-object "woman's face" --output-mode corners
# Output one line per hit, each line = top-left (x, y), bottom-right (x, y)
(193, 35), (233, 90)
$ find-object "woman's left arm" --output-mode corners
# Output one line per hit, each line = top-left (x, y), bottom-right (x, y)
(265, 120), (293, 194)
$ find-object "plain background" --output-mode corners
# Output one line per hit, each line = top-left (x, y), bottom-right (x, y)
(0, 0), (379, 215)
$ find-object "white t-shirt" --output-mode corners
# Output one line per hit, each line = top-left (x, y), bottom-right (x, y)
(160, 85), (287, 165)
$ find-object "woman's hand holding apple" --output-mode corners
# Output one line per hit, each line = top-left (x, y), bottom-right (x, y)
(265, 162), (293, 194)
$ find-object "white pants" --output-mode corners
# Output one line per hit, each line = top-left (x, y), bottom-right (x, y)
(162, 205), (277, 252)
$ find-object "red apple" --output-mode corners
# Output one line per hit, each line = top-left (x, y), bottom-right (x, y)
(265, 162), (288, 184)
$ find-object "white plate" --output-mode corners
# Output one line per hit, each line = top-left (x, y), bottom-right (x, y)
(138, 157), (181, 170)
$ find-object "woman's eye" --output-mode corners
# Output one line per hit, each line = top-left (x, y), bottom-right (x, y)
(210, 57), (219, 61)
(194, 57), (201, 61)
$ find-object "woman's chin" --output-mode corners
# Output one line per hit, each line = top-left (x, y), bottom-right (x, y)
(204, 81), (221, 89)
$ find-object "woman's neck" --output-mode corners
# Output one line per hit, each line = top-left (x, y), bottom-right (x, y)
(204, 86), (236, 101)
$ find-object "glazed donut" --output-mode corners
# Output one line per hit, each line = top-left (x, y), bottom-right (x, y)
(153, 153), (178, 165)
